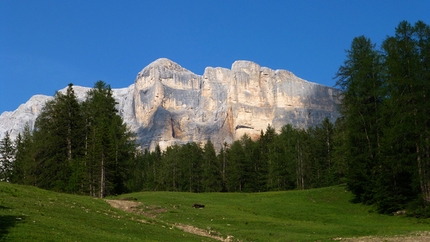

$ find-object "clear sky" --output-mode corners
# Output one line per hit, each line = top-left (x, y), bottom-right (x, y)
(1, 0), (429, 113)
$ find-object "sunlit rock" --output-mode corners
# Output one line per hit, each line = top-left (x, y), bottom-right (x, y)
(0, 58), (341, 151)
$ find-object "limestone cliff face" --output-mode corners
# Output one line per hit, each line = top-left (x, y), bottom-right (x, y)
(132, 58), (341, 151)
(0, 58), (341, 151)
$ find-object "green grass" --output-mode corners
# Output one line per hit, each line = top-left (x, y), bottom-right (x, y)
(0, 182), (216, 241)
(117, 186), (429, 241)
(1, 182), (429, 241)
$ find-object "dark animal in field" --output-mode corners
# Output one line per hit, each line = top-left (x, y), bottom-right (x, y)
(192, 203), (205, 209)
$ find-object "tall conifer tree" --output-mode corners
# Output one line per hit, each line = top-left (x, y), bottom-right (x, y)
(0, 131), (15, 181)
(83, 81), (135, 197)
(335, 36), (383, 204)
(202, 140), (222, 192)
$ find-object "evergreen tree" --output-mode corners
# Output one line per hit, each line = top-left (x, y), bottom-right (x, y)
(240, 135), (256, 192)
(32, 83), (84, 192)
(127, 149), (146, 192)
(202, 140), (222, 192)
(83, 80), (134, 197)
(11, 124), (36, 185)
(185, 142), (203, 192)
(218, 143), (228, 192)
(267, 124), (296, 190)
(0, 131), (15, 181)
(295, 129), (310, 190)
(242, 135), (266, 192)
(225, 140), (245, 191)
(158, 144), (179, 191)
(335, 36), (384, 204)
(307, 118), (336, 187)
(152, 144), (162, 190)
(259, 126), (276, 190)
(331, 117), (348, 184)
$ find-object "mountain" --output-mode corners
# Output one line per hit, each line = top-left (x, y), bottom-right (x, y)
(0, 58), (341, 151)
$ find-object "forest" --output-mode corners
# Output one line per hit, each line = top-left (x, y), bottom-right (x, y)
(0, 20), (429, 216)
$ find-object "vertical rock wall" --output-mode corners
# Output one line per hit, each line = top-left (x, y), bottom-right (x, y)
(133, 58), (341, 151)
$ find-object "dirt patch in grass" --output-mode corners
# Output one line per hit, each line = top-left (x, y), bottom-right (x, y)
(106, 199), (236, 242)
(333, 231), (430, 241)
(175, 223), (235, 242)
(106, 199), (167, 219)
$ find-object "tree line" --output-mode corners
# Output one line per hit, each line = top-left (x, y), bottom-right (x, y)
(127, 118), (343, 193)
(0, 20), (428, 216)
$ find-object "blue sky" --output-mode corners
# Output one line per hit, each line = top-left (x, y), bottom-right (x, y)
(1, 0), (429, 113)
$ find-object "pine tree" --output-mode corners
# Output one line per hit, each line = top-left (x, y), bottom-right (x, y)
(259, 126), (276, 190)
(0, 131), (15, 181)
(295, 129), (310, 190)
(225, 140), (245, 192)
(202, 140), (222, 192)
(267, 124), (296, 190)
(307, 118), (336, 188)
(31, 83), (84, 192)
(83, 80), (134, 197)
(159, 144), (181, 191)
(335, 36), (384, 204)
(331, 117), (348, 184)
(241, 135), (265, 192)
(184, 142), (203, 192)
(11, 124), (36, 185)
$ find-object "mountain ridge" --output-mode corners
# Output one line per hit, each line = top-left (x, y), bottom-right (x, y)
(0, 58), (342, 151)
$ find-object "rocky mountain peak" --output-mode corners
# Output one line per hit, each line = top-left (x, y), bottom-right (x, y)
(0, 59), (342, 151)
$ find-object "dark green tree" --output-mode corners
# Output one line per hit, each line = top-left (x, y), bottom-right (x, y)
(225, 140), (245, 192)
(30, 83), (84, 192)
(0, 131), (15, 181)
(202, 140), (222, 192)
(335, 35), (384, 204)
(242, 135), (266, 192)
(11, 124), (36, 185)
(159, 144), (183, 191)
(331, 117), (348, 184)
(83, 81), (135, 197)
(184, 142), (203, 192)
(259, 125), (276, 190)
(267, 124), (296, 190)
(295, 129), (311, 190)
(307, 118), (336, 187)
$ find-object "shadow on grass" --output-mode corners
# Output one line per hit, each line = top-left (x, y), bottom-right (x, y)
(0, 206), (25, 240)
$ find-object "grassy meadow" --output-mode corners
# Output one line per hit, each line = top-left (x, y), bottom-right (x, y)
(1, 182), (429, 241)
(0, 182), (214, 241)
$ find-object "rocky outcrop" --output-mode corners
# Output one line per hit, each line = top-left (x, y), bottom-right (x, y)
(133, 58), (341, 150)
(0, 58), (341, 151)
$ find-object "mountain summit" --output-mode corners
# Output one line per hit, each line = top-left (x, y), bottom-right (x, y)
(0, 58), (341, 151)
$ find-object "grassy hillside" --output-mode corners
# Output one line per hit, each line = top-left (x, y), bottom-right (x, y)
(0, 182), (216, 241)
(1, 182), (429, 241)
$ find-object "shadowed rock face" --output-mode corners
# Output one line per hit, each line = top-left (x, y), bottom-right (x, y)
(0, 58), (341, 151)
